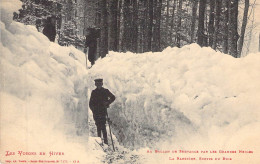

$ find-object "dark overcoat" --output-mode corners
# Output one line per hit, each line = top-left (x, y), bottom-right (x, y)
(43, 23), (56, 42)
(89, 87), (115, 120)
(85, 28), (100, 64)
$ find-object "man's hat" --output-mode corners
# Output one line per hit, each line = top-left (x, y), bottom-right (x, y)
(94, 78), (103, 83)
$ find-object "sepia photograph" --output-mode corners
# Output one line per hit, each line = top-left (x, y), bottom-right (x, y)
(1, 0), (260, 163)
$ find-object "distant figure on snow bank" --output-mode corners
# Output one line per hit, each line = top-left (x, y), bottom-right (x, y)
(89, 79), (115, 145)
(85, 27), (100, 66)
(43, 16), (56, 42)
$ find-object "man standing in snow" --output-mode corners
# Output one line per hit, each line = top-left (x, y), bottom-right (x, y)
(89, 79), (115, 145)
(85, 28), (100, 66)
(43, 16), (56, 42)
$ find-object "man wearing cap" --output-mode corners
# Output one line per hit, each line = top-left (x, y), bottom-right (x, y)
(89, 79), (115, 145)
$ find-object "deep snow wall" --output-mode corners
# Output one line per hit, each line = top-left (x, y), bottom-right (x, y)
(88, 44), (260, 150)
(0, 1), (91, 162)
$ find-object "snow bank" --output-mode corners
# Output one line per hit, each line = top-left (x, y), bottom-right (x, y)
(0, 0), (22, 27)
(0, 1), (103, 163)
(88, 44), (260, 162)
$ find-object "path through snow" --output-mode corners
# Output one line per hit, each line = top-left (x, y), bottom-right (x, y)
(88, 107), (144, 164)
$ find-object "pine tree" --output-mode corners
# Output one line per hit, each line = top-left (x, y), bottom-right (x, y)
(176, 0), (183, 48)
(108, 0), (119, 51)
(153, 0), (162, 51)
(212, 0), (221, 50)
(228, 0), (239, 58)
(190, 0), (198, 43)
(197, 0), (206, 47)
(208, 0), (215, 47)
(222, 0), (229, 54)
(121, 0), (131, 52)
(148, 0), (154, 51)
(100, 0), (108, 58)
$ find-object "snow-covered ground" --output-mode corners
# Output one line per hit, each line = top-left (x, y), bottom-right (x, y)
(1, 0), (260, 163)
(88, 45), (260, 163)
(0, 1), (102, 163)
(1, 1), (141, 163)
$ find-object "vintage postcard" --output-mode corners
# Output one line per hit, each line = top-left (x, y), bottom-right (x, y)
(1, 0), (260, 163)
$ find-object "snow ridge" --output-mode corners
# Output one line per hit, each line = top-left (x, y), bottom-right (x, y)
(0, 1), (100, 163)
(88, 44), (260, 151)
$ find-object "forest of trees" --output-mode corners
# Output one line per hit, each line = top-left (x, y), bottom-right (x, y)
(14, 0), (86, 47)
(14, 0), (257, 60)
(97, 0), (253, 58)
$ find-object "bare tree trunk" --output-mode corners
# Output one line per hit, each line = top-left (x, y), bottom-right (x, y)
(238, 0), (249, 57)
(176, 0), (183, 48)
(122, 0), (131, 52)
(228, 0), (239, 58)
(208, 0), (215, 47)
(108, 0), (118, 51)
(143, 0), (149, 52)
(153, 0), (162, 51)
(100, 0), (108, 58)
(137, 0), (143, 53)
(213, 0), (221, 50)
(117, 0), (122, 51)
(152, 0), (157, 50)
(190, 0), (198, 43)
(222, 0), (229, 54)
(148, 0), (154, 51)
(170, 0), (177, 46)
(166, 0), (170, 44)
(197, 0), (206, 47)
(132, 0), (138, 53)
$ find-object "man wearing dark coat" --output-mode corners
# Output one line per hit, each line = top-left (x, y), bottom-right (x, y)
(43, 16), (56, 42)
(85, 28), (100, 66)
(89, 79), (115, 144)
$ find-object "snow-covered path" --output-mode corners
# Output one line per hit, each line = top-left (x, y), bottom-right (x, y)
(88, 101), (144, 164)
(0, 1), (144, 163)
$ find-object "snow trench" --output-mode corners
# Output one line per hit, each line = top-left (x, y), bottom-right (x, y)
(0, 1), (95, 162)
(1, 1), (260, 163)
(88, 44), (260, 150)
